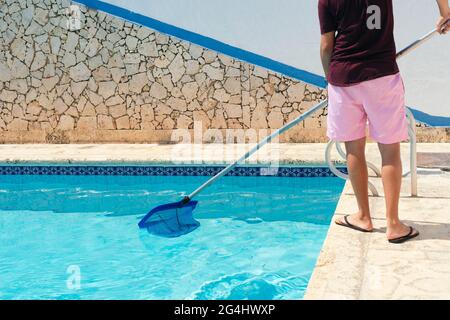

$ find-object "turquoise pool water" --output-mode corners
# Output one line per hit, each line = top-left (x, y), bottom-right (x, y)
(0, 172), (344, 300)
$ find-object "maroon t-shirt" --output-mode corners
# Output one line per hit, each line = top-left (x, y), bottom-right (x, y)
(318, 0), (399, 86)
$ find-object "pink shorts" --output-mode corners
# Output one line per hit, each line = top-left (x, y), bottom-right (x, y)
(327, 73), (409, 144)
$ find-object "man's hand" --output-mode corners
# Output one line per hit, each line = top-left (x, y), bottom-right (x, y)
(436, 0), (450, 34)
(437, 15), (450, 34)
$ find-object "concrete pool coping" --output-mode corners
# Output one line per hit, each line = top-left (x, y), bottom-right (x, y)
(0, 143), (445, 164)
(1, 142), (449, 299)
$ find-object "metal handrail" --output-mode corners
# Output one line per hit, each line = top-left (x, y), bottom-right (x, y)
(335, 140), (382, 177)
(325, 108), (418, 197)
(325, 141), (380, 196)
(406, 108), (418, 196)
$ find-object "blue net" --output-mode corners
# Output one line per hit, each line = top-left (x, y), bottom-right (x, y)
(138, 201), (200, 238)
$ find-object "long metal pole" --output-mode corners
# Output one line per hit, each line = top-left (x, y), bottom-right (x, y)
(185, 100), (328, 202)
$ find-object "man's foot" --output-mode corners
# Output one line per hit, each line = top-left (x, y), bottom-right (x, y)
(387, 223), (419, 243)
(335, 213), (373, 232)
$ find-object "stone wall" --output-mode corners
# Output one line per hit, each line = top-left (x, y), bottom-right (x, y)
(0, 0), (331, 143)
(0, 0), (446, 144)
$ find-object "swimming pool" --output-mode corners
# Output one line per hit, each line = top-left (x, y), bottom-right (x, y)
(0, 165), (345, 300)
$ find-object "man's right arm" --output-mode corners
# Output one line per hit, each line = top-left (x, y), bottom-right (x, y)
(436, 0), (450, 33)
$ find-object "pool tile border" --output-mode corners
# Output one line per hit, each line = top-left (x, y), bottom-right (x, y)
(0, 165), (347, 177)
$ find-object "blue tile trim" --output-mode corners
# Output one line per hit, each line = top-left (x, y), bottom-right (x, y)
(73, 0), (328, 88)
(0, 165), (347, 177)
(409, 107), (450, 128)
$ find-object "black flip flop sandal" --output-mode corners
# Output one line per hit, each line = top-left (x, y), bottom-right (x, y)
(335, 215), (373, 233)
(388, 227), (419, 244)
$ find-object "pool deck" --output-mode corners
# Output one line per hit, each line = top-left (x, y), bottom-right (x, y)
(1, 142), (450, 299)
(304, 166), (450, 300)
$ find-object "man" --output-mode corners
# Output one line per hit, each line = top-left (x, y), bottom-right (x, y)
(318, 0), (449, 243)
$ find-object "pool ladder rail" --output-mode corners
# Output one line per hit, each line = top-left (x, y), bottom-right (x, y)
(325, 107), (418, 197)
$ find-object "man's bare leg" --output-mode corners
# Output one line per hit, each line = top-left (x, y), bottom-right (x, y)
(335, 137), (373, 231)
(378, 143), (419, 240)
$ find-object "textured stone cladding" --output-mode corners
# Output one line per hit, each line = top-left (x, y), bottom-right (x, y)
(0, 0), (331, 143)
(0, 0), (445, 143)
